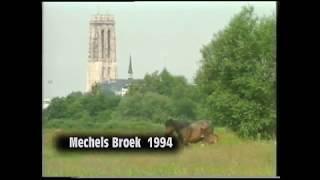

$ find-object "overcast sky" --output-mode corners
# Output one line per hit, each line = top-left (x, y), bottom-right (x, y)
(43, 1), (276, 99)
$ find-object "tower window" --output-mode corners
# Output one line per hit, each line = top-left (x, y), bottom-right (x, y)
(108, 29), (111, 58)
(101, 30), (104, 58)
(93, 32), (98, 59)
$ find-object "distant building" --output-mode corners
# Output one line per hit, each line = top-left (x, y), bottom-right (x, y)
(43, 98), (51, 109)
(86, 14), (118, 92)
(100, 55), (136, 96)
(120, 85), (129, 96)
(86, 14), (139, 96)
(128, 55), (133, 80)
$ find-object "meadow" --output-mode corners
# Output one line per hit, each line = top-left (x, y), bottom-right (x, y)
(42, 5), (277, 177)
(43, 126), (276, 177)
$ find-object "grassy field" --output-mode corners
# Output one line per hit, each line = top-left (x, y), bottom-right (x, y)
(43, 127), (276, 177)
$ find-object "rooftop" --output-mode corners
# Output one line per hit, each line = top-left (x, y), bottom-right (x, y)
(90, 14), (115, 24)
(99, 79), (141, 93)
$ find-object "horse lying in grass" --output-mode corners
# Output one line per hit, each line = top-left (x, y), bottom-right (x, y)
(164, 119), (219, 146)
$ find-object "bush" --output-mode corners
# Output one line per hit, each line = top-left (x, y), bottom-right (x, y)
(195, 6), (276, 139)
(114, 92), (174, 123)
(43, 90), (121, 123)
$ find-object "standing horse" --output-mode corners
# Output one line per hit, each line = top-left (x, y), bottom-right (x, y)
(164, 119), (218, 146)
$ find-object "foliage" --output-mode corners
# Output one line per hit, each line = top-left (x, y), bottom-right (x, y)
(114, 92), (174, 123)
(44, 127), (276, 176)
(43, 89), (121, 124)
(43, 69), (202, 128)
(126, 69), (202, 121)
(43, 6), (276, 140)
(195, 6), (276, 139)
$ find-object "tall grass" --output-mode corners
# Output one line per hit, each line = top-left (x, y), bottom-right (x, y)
(45, 119), (164, 133)
(43, 126), (276, 177)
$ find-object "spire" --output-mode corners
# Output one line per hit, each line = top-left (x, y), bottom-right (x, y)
(128, 55), (133, 74)
(128, 55), (133, 79)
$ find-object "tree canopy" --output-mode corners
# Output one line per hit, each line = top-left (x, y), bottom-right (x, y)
(43, 6), (276, 139)
(195, 6), (276, 139)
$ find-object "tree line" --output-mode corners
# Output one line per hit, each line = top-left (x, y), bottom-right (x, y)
(43, 6), (276, 139)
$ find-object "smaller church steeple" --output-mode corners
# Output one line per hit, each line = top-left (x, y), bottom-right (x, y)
(128, 55), (133, 80)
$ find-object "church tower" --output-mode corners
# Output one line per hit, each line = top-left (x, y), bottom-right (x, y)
(86, 14), (118, 92)
(128, 55), (133, 80)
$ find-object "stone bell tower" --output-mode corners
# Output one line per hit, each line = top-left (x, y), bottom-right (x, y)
(86, 14), (117, 92)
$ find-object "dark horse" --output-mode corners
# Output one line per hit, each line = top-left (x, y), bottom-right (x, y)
(164, 119), (218, 146)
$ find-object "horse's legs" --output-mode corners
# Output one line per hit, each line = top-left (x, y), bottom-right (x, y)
(182, 137), (190, 146)
(200, 128), (206, 138)
(205, 134), (219, 144)
(203, 134), (213, 144)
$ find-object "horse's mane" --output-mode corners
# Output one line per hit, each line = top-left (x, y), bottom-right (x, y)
(171, 120), (190, 130)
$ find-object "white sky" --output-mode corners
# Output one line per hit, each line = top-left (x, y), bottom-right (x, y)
(43, 1), (276, 99)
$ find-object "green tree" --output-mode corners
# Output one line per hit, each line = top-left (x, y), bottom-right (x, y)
(195, 6), (276, 139)
(43, 89), (121, 124)
(43, 97), (68, 120)
(126, 68), (202, 121)
(114, 92), (174, 123)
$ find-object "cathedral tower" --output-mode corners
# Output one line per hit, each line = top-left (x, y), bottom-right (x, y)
(86, 14), (117, 92)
